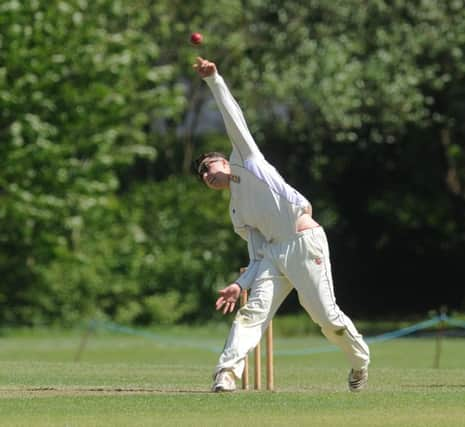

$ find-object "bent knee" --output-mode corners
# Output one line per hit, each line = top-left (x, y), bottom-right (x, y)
(312, 312), (346, 334)
(321, 324), (347, 338)
(235, 300), (270, 327)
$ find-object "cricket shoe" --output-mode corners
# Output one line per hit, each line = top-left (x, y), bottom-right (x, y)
(348, 368), (368, 392)
(212, 369), (236, 392)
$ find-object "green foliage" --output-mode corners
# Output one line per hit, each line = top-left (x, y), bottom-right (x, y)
(35, 177), (245, 325)
(1, 0), (464, 325)
(0, 0), (180, 325)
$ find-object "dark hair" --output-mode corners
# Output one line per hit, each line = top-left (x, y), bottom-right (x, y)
(192, 152), (228, 180)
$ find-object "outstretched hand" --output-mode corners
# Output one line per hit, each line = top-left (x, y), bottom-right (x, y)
(215, 283), (241, 315)
(193, 57), (217, 78)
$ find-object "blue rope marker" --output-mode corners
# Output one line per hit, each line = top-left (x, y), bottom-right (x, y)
(365, 316), (443, 344)
(274, 315), (449, 356)
(444, 317), (465, 329)
(76, 314), (465, 360)
(92, 319), (223, 353)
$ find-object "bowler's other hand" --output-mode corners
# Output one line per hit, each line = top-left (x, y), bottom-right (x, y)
(193, 57), (217, 78)
(215, 283), (241, 315)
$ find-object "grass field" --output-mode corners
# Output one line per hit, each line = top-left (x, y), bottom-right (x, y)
(1, 323), (465, 426)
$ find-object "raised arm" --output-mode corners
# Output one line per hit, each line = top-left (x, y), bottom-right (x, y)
(193, 57), (261, 162)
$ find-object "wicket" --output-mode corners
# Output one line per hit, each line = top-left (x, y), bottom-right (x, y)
(239, 288), (274, 391)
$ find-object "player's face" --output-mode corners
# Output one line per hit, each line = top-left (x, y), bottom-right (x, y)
(199, 157), (230, 190)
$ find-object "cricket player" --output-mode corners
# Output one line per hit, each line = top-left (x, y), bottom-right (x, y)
(193, 57), (370, 392)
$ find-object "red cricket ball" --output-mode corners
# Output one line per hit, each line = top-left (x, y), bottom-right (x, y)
(190, 32), (203, 45)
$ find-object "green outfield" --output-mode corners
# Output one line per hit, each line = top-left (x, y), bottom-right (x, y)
(1, 325), (464, 426)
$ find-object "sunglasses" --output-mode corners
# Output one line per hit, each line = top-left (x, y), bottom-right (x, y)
(197, 158), (223, 177)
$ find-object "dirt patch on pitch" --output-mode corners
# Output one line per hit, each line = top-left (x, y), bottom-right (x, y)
(0, 387), (213, 397)
(0, 386), (347, 397)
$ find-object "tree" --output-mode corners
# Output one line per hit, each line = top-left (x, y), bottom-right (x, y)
(156, 0), (465, 315)
(0, 0), (181, 324)
(2, 0), (464, 325)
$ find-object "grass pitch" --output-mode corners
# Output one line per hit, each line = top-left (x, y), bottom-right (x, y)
(1, 324), (464, 426)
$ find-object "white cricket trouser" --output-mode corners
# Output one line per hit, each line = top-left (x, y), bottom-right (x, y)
(215, 227), (370, 379)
